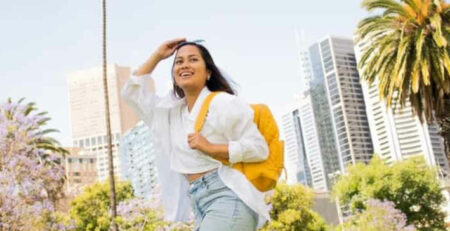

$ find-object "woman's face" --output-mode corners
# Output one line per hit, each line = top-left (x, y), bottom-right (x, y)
(173, 45), (210, 94)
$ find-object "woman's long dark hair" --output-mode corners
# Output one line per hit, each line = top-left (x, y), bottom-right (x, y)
(171, 42), (235, 98)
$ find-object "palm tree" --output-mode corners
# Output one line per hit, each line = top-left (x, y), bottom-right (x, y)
(101, 0), (118, 230)
(4, 98), (69, 156)
(356, 0), (450, 162)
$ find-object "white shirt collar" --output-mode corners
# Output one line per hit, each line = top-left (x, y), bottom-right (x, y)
(185, 87), (211, 121)
(155, 87), (212, 122)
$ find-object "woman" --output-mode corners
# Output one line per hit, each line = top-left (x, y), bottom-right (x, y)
(121, 38), (270, 231)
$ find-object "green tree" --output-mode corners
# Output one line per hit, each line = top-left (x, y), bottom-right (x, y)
(332, 156), (445, 230)
(356, 0), (450, 161)
(260, 183), (327, 231)
(69, 181), (134, 231)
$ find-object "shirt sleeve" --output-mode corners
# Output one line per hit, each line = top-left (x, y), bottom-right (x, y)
(211, 94), (269, 164)
(121, 72), (161, 124)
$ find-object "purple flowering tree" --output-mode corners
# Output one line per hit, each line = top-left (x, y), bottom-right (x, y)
(340, 199), (416, 231)
(0, 98), (71, 230)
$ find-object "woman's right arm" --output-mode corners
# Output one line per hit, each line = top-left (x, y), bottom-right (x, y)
(121, 38), (186, 121)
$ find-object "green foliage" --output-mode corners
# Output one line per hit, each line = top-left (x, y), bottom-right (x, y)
(69, 180), (134, 231)
(332, 156), (446, 230)
(260, 183), (328, 231)
(33, 211), (75, 231)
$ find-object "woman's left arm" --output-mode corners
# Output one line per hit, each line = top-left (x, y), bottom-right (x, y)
(188, 94), (269, 163)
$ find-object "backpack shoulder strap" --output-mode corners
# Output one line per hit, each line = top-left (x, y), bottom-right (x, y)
(194, 91), (221, 133)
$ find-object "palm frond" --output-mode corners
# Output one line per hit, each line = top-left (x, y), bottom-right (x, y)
(24, 102), (36, 116)
(430, 13), (447, 47)
(33, 128), (60, 136)
(362, 0), (410, 18)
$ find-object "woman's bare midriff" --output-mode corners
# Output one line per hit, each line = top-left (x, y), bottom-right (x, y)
(186, 169), (215, 183)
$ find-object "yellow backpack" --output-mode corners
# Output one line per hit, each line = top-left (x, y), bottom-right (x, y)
(194, 92), (284, 192)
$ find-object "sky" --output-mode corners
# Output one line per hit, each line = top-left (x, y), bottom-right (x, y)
(0, 0), (367, 146)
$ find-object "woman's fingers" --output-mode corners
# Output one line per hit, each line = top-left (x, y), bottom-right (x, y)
(155, 38), (186, 60)
(188, 133), (197, 142)
(165, 38), (186, 49)
(188, 133), (200, 149)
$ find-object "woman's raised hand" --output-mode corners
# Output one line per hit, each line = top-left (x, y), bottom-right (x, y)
(154, 38), (186, 61)
(135, 38), (186, 76)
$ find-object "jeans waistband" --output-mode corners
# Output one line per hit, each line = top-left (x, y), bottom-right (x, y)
(189, 169), (219, 186)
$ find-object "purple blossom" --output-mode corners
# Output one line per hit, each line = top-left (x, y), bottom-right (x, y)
(345, 199), (416, 231)
(2, 102), (13, 111)
(117, 197), (163, 221)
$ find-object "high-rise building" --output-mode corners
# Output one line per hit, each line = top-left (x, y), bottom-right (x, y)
(295, 42), (341, 192)
(281, 104), (312, 186)
(119, 121), (160, 200)
(317, 36), (374, 171)
(67, 64), (139, 181)
(283, 36), (373, 191)
(284, 36), (373, 192)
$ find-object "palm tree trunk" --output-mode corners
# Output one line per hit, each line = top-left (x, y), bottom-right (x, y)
(101, 0), (118, 230)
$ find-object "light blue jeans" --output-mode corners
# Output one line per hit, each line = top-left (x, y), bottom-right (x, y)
(188, 169), (258, 231)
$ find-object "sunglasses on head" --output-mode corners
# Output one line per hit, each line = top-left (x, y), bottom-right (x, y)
(175, 39), (205, 49)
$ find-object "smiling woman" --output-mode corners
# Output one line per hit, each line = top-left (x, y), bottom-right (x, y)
(172, 45), (212, 103)
(121, 38), (270, 231)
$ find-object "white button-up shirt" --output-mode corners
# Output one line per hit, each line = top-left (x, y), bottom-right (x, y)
(121, 73), (270, 228)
